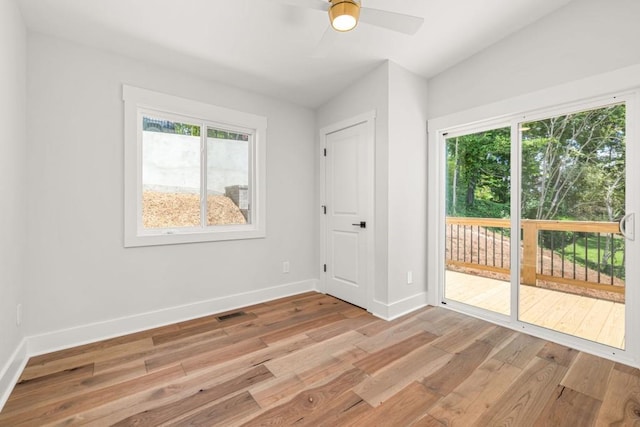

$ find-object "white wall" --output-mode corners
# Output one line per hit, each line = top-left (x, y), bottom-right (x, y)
(24, 34), (317, 343)
(317, 61), (429, 318)
(387, 63), (429, 306)
(0, 0), (27, 405)
(428, 0), (640, 119)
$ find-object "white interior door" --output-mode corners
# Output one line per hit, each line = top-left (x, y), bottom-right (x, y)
(323, 119), (373, 309)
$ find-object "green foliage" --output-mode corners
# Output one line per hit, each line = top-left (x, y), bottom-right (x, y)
(446, 127), (510, 217)
(521, 104), (625, 221)
(541, 231), (626, 280)
(446, 104), (627, 280)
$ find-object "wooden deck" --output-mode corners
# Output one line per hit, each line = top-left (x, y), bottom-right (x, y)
(446, 270), (625, 349)
(1, 292), (639, 426)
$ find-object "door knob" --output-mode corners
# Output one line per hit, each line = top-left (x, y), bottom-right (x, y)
(352, 221), (366, 229)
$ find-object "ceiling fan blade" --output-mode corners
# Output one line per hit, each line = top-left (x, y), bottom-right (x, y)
(311, 25), (338, 58)
(272, 0), (328, 12)
(359, 7), (424, 35)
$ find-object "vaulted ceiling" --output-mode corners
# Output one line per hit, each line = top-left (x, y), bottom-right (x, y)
(17, 0), (573, 108)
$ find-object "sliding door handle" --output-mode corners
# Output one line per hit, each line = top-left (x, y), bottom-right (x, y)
(619, 213), (635, 241)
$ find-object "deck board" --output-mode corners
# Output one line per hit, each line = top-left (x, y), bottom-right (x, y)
(445, 270), (625, 348)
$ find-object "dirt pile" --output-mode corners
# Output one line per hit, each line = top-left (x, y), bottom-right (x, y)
(142, 191), (246, 228)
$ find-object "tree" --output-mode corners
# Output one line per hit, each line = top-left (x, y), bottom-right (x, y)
(521, 104), (625, 221)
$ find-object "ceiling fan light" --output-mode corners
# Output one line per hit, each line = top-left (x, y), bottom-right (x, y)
(329, 0), (360, 32)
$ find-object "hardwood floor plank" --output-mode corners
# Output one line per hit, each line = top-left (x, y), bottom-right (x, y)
(536, 341), (579, 367)
(427, 357), (523, 426)
(430, 316), (494, 353)
(23, 325), (178, 368)
(6, 363), (94, 400)
(354, 331), (438, 375)
(533, 385), (601, 427)
(238, 368), (366, 426)
(93, 329), (228, 375)
(1, 294), (636, 426)
(492, 332), (546, 369)
(293, 391), (372, 427)
(473, 357), (568, 426)
(354, 345), (452, 407)
(111, 365), (272, 426)
(306, 313), (377, 342)
(476, 324), (515, 349)
(595, 367), (640, 426)
(411, 414), (447, 426)
(561, 352), (614, 401)
(152, 312), (256, 346)
(348, 381), (440, 426)
(259, 312), (346, 344)
(19, 338), (155, 382)
(422, 340), (493, 396)
(355, 317), (435, 353)
(3, 361), (145, 416)
(0, 365), (185, 426)
(264, 330), (365, 377)
(146, 337), (267, 372)
(164, 391), (261, 426)
(182, 333), (316, 377)
(249, 373), (305, 408)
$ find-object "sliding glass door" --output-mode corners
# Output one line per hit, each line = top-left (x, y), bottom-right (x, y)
(518, 103), (628, 349)
(444, 126), (512, 316)
(441, 95), (636, 354)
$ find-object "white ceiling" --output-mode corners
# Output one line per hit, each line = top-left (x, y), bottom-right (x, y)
(17, 0), (573, 108)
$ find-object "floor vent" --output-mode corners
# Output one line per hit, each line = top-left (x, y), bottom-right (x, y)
(217, 311), (246, 321)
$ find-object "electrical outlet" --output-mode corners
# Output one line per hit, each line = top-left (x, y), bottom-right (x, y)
(407, 271), (413, 284)
(16, 303), (22, 326)
(282, 261), (290, 273)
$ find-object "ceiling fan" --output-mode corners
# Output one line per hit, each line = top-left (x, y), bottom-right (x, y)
(277, 0), (424, 35)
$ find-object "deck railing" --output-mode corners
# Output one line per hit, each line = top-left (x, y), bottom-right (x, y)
(445, 217), (625, 295)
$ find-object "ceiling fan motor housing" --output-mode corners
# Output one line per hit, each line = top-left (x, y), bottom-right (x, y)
(329, 0), (361, 32)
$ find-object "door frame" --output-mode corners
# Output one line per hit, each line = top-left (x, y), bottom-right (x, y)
(319, 111), (376, 311)
(428, 86), (640, 367)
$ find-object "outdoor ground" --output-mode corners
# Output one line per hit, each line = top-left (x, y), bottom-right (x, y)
(142, 191), (246, 228)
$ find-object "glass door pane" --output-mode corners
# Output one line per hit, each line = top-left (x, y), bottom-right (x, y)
(518, 103), (626, 349)
(444, 127), (512, 315)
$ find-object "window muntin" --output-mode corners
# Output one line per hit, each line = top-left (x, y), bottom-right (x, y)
(123, 85), (266, 247)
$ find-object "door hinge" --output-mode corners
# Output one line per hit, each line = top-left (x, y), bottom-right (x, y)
(323, 148), (327, 157)
(322, 205), (326, 215)
(323, 264), (327, 272)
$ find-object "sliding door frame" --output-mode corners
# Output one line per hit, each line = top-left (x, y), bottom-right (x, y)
(429, 89), (640, 367)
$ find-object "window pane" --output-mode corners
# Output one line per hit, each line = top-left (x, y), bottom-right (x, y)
(142, 117), (201, 229)
(444, 127), (512, 316)
(519, 103), (626, 349)
(206, 127), (250, 226)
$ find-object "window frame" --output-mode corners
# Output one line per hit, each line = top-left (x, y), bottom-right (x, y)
(123, 85), (267, 247)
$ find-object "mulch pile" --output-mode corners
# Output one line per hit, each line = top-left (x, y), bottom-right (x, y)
(142, 191), (246, 228)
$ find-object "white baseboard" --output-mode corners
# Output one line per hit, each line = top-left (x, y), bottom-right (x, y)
(27, 279), (318, 358)
(369, 292), (429, 320)
(0, 338), (28, 411)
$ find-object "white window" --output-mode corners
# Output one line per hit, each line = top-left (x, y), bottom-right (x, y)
(123, 86), (266, 247)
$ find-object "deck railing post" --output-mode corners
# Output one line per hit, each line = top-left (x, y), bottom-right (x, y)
(521, 220), (538, 286)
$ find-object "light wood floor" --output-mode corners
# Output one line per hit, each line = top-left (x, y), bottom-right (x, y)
(446, 271), (626, 349)
(1, 292), (639, 426)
